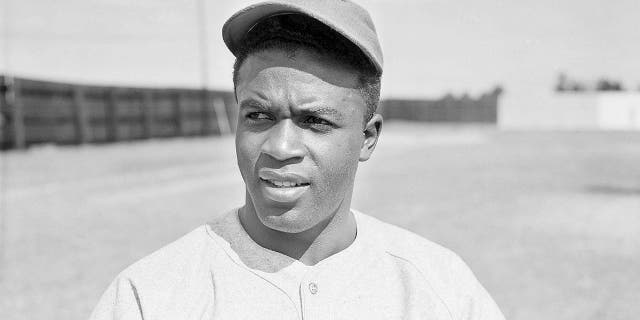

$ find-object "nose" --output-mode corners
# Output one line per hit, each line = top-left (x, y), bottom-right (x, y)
(261, 119), (305, 161)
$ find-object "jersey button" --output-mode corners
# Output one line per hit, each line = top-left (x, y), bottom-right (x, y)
(308, 282), (318, 294)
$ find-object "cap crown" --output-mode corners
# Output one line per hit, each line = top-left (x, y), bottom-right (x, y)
(223, 0), (383, 74)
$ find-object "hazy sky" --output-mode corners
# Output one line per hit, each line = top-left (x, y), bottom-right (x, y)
(1, 0), (639, 101)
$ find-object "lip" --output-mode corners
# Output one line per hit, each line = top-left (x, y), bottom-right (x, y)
(258, 169), (310, 203)
(258, 169), (310, 184)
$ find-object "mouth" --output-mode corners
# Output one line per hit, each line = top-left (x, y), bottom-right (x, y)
(260, 178), (310, 188)
(257, 169), (311, 203)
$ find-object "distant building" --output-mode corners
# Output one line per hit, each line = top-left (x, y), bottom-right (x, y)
(499, 92), (640, 130)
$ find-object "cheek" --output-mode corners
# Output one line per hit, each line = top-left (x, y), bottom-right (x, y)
(314, 133), (362, 190)
(235, 133), (261, 173)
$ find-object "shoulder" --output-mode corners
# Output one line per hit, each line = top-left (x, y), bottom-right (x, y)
(90, 226), (224, 319)
(355, 211), (459, 266)
(355, 211), (505, 320)
(118, 225), (223, 286)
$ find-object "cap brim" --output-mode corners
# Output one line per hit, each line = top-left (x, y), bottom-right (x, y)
(222, 3), (307, 56)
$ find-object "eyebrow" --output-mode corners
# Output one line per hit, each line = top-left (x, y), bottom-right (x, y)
(303, 106), (344, 121)
(239, 99), (344, 120)
(239, 99), (269, 111)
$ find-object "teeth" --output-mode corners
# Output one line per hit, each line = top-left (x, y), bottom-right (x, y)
(265, 179), (305, 188)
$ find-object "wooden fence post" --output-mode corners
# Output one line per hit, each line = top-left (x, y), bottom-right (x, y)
(0, 76), (6, 147)
(175, 92), (186, 136)
(10, 78), (26, 149)
(105, 89), (118, 142)
(72, 86), (90, 144)
(200, 89), (211, 135)
(142, 90), (154, 139)
(213, 97), (231, 135)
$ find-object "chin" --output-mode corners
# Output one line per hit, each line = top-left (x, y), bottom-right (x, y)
(257, 206), (322, 234)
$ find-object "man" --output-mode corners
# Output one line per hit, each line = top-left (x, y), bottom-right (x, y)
(90, 1), (505, 319)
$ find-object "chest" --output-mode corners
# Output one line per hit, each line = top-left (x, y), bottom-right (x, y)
(206, 260), (452, 320)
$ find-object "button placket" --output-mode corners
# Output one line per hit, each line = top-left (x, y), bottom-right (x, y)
(300, 271), (324, 320)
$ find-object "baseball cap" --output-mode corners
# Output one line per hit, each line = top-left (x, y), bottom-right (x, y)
(222, 0), (383, 74)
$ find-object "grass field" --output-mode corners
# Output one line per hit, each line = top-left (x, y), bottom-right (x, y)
(1, 122), (639, 319)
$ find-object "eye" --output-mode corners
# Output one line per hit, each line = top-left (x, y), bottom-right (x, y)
(303, 116), (332, 126)
(246, 112), (272, 121)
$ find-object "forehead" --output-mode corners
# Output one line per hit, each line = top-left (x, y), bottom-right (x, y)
(235, 48), (366, 117)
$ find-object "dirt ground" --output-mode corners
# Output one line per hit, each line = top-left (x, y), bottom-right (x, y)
(1, 122), (639, 319)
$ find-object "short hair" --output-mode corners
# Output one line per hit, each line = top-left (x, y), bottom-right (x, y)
(232, 14), (381, 122)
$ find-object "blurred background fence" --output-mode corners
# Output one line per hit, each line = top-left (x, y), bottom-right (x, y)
(0, 76), (501, 150)
(379, 87), (502, 123)
(0, 76), (237, 149)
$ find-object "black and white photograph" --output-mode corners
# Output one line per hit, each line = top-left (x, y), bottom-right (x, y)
(0, 0), (638, 319)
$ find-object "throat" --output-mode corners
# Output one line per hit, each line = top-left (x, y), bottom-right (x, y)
(238, 206), (357, 266)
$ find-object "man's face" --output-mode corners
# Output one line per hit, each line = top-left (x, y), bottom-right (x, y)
(235, 48), (372, 233)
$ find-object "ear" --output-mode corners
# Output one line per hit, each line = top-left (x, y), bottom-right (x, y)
(359, 113), (383, 162)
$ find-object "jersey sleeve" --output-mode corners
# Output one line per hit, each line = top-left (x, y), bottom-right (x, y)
(464, 278), (505, 320)
(455, 256), (506, 320)
(88, 275), (144, 320)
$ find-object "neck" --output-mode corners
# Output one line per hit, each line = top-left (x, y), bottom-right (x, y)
(239, 199), (357, 266)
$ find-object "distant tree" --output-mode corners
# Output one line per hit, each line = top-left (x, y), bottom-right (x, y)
(556, 73), (587, 92)
(555, 73), (568, 92)
(568, 82), (586, 92)
(492, 85), (504, 96)
(596, 78), (625, 91)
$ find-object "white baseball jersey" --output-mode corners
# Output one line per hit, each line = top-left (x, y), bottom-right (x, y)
(90, 209), (505, 319)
